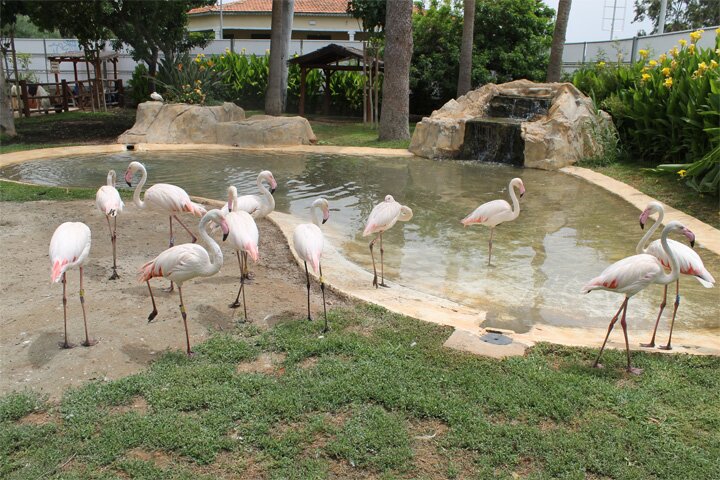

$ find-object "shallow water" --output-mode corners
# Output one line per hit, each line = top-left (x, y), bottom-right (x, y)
(3, 150), (718, 333)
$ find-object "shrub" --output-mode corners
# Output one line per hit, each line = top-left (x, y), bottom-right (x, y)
(128, 63), (150, 105)
(155, 52), (222, 105)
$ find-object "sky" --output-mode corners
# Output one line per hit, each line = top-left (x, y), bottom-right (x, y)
(541, 0), (655, 43)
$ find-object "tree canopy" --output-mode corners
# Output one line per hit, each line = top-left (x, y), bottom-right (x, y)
(633, 0), (720, 34)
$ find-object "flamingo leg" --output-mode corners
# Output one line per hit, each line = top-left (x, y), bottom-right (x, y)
(106, 215), (119, 280)
(592, 298), (627, 369)
(79, 267), (96, 347)
(320, 264), (328, 332)
(173, 215), (197, 244)
(379, 233), (388, 287)
(369, 234), (380, 288)
(640, 284), (667, 348)
(304, 261), (312, 321)
(659, 280), (681, 351)
(620, 301), (642, 374)
(230, 251), (246, 314)
(488, 228), (494, 266)
(59, 273), (75, 349)
(146, 281), (158, 322)
(178, 286), (193, 356)
(165, 216), (175, 293)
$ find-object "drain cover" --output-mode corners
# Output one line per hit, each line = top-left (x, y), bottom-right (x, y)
(479, 333), (513, 345)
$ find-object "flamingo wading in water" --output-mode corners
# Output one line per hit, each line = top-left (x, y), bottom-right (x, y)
(221, 171), (277, 220)
(636, 201), (715, 350)
(293, 198), (330, 331)
(363, 195), (413, 288)
(582, 221), (695, 374)
(223, 186), (260, 320)
(461, 177), (525, 266)
(50, 222), (96, 348)
(96, 169), (124, 279)
(138, 209), (229, 356)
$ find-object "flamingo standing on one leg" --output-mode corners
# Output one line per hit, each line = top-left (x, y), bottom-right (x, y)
(50, 222), (96, 348)
(138, 209), (229, 356)
(636, 201), (715, 350)
(582, 221), (695, 374)
(125, 161), (207, 291)
(363, 195), (413, 288)
(221, 171), (277, 219)
(96, 170), (124, 279)
(461, 177), (525, 266)
(293, 198), (330, 331)
(223, 188), (260, 320)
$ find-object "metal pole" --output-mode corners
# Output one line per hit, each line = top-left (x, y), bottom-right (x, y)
(219, 0), (224, 39)
(610, 0), (618, 40)
(43, 38), (50, 82)
(658, 0), (667, 34)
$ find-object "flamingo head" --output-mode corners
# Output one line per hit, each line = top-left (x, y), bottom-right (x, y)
(220, 218), (230, 241)
(313, 198), (330, 224)
(639, 202), (662, 230)
(682, 226), (696, 248)
(512, 178), (526, 198)
(384, 194), (395, 203)
(260, 170), (277, 194)
(226, 185), (237, 212)
(125, 161), (142, 187)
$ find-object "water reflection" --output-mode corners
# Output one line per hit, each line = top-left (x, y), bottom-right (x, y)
(2, 150), (717, 332)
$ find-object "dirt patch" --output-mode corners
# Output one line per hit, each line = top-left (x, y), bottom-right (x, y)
(343, 323), (375, 338)
(109, 396), (149, 415)
(298, 356), (319, 369)
(236, 352), (287, 376)
(17, 410), (55, 425)
(0, 200), (347, 400)
(125, 448), (174, 469)
(192, 450), (268, 479)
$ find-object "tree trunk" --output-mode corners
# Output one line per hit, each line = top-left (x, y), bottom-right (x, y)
(379, 0), (412, 141)
(280, 0), (294, 111)
(0, 58), (17, 137)
(457, 0), (475, 97)
(546, 0), (572, 82)
(148, 49), (159, 94)
(266, 0), (294, 115)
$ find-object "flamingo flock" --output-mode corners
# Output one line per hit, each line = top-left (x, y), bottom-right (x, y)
(47, 164), (714, 373)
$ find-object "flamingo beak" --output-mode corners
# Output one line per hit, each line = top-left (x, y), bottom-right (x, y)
(221, 219), (230, 241)
(519, 186), (526, 198)
(124, 169), (133, 187)
(322, 207), (330, 224)
(227, 201), (232, 213)
(639, 210), (649, 229)
(683, 227), (695, 248)
(270, 178), (277, 194)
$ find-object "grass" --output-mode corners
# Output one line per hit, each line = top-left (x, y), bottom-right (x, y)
(310, 121), (416, 150)
(0, 180), (134, 202)
(2, 304), (719, 479)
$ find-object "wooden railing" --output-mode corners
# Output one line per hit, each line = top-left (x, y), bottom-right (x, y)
(9, 78), (124, 117)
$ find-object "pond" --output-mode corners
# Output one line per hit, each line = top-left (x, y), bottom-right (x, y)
(2, 149), (717, 333)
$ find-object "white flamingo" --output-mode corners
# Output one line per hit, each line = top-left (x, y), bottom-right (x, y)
(224, 193), (260, 320)
(50, 222), (96, 348)
(293, 198), (330, 331)
(138, 209), (229, 356)
(95, 170), (124, 279)
(636, 201), (715, 350)
(461, 177), (525, 266)
(582, 221), (695, 374)
(363, 194), (413, 288)
(221, 171), (277, 219)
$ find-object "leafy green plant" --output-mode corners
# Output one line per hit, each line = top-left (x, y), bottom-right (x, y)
(128, 63), (150, 105)
(155, 52), (222, 105)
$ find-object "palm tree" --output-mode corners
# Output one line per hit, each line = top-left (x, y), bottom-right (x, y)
(457, 0), (475, 97)
(265, 0), (294, 114)
(546, 0), (572, 82)
(379, 0), (413, 140)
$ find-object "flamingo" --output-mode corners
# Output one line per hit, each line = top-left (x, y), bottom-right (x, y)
(363, 195), (413, 288)
(138, 209), (229, 356)
(293, 198), (331, 331)
(636, 201), (715, 350)
(50, 222), (96, 348)
(461, 177), (526, 266)
(223, 191), (260, 320)
(95, 170), (124, 279)
(582, 221), (695, 374)
(221, 171), (277, 219)
(150, 91), (164, 102)
(125, 161), (207, 290)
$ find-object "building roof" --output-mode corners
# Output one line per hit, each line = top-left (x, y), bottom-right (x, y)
(189, 0), (350, 15)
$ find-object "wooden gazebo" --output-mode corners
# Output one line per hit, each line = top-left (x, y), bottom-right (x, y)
(47, 50), (121, 111)
(288, 43), (383, 117)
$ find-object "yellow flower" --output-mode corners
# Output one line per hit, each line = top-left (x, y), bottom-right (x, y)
(195, 56), (201, 63)
(207, 60), (214, 67)
(711, 60), (719, 69)
(670, 47), (679, 57)
(679, 39), (687, 47)
(199, 65), (206, 72)
(689, 29), (703, 43)
(716, 27), (720, 35)
(688, 44), (696, 54)
(698, 61), (708, 71)
(658, 53), (667, 62)
(716, 48), (720, 55)
(671, 60), (678, 70)
(649, 60), (658, 67)
(664, 77), (673, 88)
(597, 61), (606, 67)
(641, 73), (651, 82)
(639, 49), (649, 58)
(677, 169), (687, 178)
(661, 67), (671, 77)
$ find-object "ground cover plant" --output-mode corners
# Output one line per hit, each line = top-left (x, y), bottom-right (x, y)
(1, 304), (719, 479)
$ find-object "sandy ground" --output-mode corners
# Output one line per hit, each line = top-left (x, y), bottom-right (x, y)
(0, 200), (346, 400)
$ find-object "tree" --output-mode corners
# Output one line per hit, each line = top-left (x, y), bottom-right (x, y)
(266, 0), (295, 114)
(0, 57), (15, 137)
(457, 0), (475, 97)
(0, 0), (32, 138)
(379, 0), (413, 140)
(546, 0), (572, 82)
(347, 0), (387, 31)
(633, 0), (719, 33)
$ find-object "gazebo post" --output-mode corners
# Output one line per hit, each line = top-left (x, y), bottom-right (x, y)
(323, 69), (331, 115)
(299, 66), (307, 116)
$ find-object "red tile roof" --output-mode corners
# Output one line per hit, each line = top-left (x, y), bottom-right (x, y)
(189, 0), (350, 15)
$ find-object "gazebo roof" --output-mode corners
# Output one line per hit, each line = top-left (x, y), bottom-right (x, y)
(47, 50), (119, 62)
(288, 43), (382, 69)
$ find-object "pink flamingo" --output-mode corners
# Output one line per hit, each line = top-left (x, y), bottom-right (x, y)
(363, 195), (413, 288)
(224, 188), (260, 320)
(95, 170), (124, 279)
(582, 221), (695, 374)
(461, 177), (525, 266)
(125, 161), (206, 290)
(138, 209), (229, 356)
(221, 171), (277, 219)
(50, 222), (96, 348)
(293, 198), (331, 330)
(636, 201), (715, 350)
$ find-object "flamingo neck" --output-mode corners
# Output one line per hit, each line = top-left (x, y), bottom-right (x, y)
(107, 171), (115, 187)
(310, 203), (321, 226)
(658, 225), (680, 284)
(508, 182), (521, 220)
(257, 175), (275, 211)
(230, 188), (239, 211)
(133, 164), (147, 209)
(198, 215), (224, 274)
(636, 207), (663, 254)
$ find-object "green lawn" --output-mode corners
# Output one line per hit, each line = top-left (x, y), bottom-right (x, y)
(2, 304), (719, 479)
(0, 180), (134, 202)
(310, 121), (416, 150)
